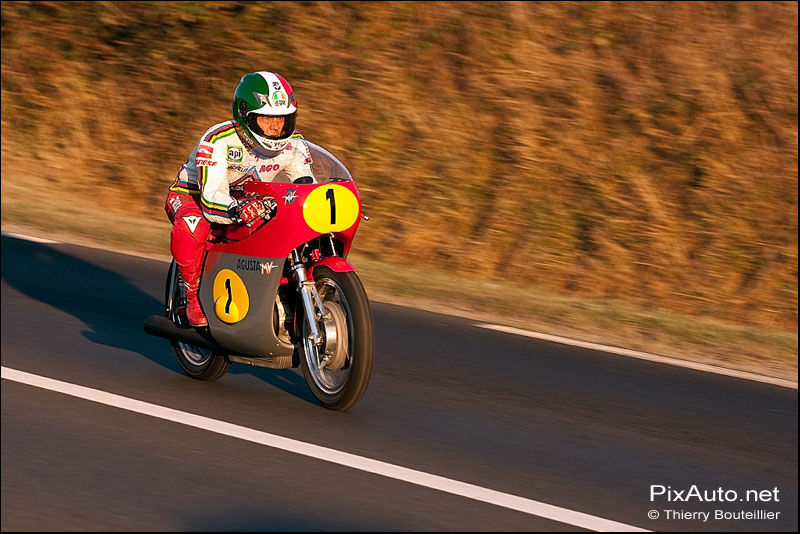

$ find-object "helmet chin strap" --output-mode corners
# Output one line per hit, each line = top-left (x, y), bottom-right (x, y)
(253, 132), (290, 154)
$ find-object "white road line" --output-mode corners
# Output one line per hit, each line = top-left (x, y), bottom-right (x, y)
(476, 324), (798, 390)
(1, 366), (649, 532)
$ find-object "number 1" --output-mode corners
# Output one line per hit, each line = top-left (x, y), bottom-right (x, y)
(326, 188), (336, 224)
(224, 278), (232, 314)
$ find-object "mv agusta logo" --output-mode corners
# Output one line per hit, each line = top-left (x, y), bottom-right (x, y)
(283, 188), (297, 205)
(236, 258), (276, 275)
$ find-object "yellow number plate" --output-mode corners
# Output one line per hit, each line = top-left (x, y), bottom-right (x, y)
(303, 184), (359, 233)
(212, 269), (250, 323)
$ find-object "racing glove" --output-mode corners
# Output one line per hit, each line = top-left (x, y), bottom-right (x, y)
(229, 197), (277, 225)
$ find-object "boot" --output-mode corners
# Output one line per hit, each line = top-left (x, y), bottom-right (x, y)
(184, 280), (208, 327)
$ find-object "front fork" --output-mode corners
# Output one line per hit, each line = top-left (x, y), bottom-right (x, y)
(291, 249), (329, 351)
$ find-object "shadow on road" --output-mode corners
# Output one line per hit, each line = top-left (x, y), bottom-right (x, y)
(0, 235), (316, 404)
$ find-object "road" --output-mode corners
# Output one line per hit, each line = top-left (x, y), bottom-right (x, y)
(1, 234), (797, 531)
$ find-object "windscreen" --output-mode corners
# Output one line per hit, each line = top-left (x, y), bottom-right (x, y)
(271, 141), (353, 183)
(306, 142), (354, 183)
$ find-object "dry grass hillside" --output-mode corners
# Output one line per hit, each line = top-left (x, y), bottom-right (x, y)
(2, 1), (797, 333)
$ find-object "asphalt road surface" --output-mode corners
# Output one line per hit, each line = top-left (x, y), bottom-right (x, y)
(2, 234), (797, 531)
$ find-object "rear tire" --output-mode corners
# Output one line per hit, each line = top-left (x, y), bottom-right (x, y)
(165, 260), (230, 381)
(299, 266), (374, 410)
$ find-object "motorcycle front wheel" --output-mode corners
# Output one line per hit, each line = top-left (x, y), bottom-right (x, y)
(165, 260), (230, 381)
(299, 266), (374, 411)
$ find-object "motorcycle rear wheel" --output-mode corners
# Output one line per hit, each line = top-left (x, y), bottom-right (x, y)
(165, 260), (230, 381)
(299, 266), (374, 411)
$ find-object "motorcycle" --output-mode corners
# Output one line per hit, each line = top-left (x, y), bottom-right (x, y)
(143, 142), (374, 411)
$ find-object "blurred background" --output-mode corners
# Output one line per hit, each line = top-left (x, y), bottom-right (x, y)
(1, 1), (797, 374)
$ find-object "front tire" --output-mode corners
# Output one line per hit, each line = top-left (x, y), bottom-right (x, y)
(299, 266), (374, 410)
(165, 260), (230, 381)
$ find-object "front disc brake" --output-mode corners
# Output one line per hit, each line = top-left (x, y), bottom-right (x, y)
(321, 301), (348, 370)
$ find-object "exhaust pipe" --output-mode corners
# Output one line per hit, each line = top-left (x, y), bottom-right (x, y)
(143, 315), (222, 352)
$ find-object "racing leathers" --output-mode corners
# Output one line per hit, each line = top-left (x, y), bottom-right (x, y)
(165, 120), (314, 326)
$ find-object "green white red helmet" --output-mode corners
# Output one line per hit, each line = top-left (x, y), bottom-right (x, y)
(232, 71), (297, 153)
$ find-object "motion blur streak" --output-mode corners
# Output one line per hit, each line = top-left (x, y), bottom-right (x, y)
(1, 366), (649, 532)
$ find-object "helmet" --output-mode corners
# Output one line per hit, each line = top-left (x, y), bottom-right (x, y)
(232, 72), (297, 153)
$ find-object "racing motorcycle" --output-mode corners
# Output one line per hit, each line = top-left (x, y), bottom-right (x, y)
(143, 142), (374, 411)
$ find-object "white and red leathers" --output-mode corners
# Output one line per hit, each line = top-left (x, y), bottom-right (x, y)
(165, 120), (314, 326)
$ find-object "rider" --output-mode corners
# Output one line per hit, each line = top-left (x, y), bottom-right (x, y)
(165, 71), (315, 327)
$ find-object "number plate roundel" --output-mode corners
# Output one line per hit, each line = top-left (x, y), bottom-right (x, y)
(303, 184), (359, 233)
(212, 269), (249, 323)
